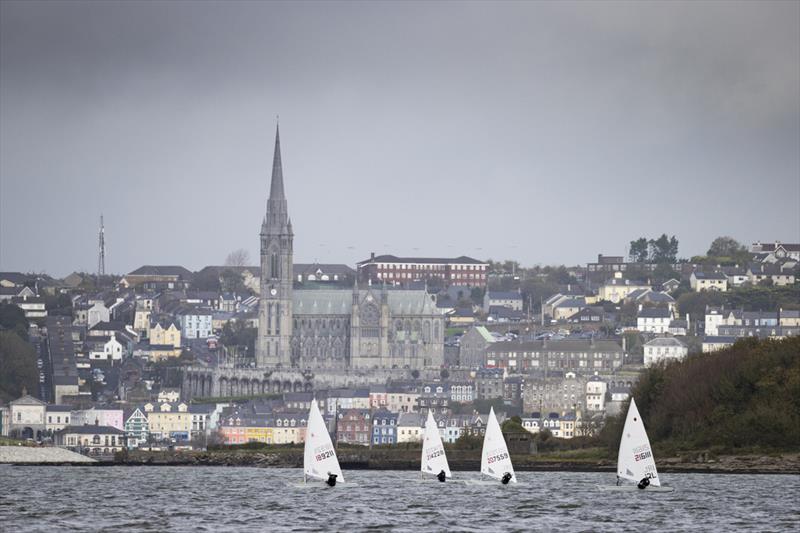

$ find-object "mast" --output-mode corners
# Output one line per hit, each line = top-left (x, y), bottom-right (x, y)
(98, 214), (105, 277)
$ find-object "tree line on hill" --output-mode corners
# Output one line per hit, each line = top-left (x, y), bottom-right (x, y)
(600, 336), (800, 454)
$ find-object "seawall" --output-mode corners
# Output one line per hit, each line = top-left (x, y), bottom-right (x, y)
(0, 446), (97, 465)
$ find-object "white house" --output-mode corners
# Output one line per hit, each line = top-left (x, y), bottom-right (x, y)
(690, 271), (728, 292)
(55, 425), (127, 455)
(72, 408), (125, 430)
(87, 301), (111, 329)
(8, 394), (47, 439)
(704, 306), (742, 336)
(483, 291), (524, 313)
(178, 308), (213, 339)
(90, 333), (124, 361)
(585, 376), (607, 412)
(702, 336), (737, 353)
(636, 307), (673, 334)
(643, 337), (688, 367)
(521, 417), (541, 435)
(396, 412), (423, 443)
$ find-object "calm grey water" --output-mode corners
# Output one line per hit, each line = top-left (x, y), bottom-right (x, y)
(1, 466), (798, 532)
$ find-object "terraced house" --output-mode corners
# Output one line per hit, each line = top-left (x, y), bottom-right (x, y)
(485, 339), (624, 373)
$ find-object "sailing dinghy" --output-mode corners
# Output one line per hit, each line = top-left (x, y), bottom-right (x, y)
(421, 410), (451, 482)
(297, 400), (345, 488)
(466, 407), (517, 486)
(597, 398), (674, 492)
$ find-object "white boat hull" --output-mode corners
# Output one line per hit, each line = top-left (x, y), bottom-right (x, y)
(596, 484), (675, 493)
(289, 479), (358, 489)
(463, 479), (521, 487)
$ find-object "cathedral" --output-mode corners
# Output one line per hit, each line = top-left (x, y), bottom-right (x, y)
(256, 125), (444, 371)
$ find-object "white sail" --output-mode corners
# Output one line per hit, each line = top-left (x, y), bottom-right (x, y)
(480, 407), (516, 483)
(421, 411), (451, 478)
(303, 400), (344, 483)
(617, 398), (660, 486)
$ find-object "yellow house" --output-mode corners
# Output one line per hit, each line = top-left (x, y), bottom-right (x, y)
(150, 321), (181, 348)
(598, 273), (650, 303)
(270, 413), (307, 444)
(244, 426), (274, 444)
(133, 309), (151, 337)
(143, 402), (191, 439)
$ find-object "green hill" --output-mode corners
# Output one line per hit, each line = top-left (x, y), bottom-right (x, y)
(602, 336), (800, 454)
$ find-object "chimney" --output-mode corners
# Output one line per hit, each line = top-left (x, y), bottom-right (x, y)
(371, 252), (375, 261)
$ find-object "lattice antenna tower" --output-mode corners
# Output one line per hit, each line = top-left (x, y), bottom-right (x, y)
(98, 214), (106, 277)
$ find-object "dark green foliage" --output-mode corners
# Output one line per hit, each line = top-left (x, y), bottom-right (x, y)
(606, 337), (800, 453)
(629, 238), (649, 263)
(707, 236), (747, 258)
(0, 331), (38, 402)
(724, 286), (800, 311)
(676, 290), (725, 319)
(44, 292), (73, 317)
(192, 269), (222, 292)
(0, 303), (29, 341)
(219, 320), (257, 356)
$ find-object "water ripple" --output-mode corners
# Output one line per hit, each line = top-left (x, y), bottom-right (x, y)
(0, 466), (798, 532)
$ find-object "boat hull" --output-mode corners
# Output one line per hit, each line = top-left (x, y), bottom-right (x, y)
(596, 484), (675, 492)
(463, 479), (521, 487)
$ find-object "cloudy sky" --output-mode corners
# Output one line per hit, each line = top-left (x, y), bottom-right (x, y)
(1, 0), (798, 277)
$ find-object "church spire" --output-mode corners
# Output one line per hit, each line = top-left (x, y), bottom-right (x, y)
(269, 121), (285, 200)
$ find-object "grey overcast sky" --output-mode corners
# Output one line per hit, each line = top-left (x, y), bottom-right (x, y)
(1, 0), (798, 277)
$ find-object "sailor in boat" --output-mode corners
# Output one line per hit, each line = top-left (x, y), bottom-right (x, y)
(326, 473), (338, 487)
(437, 470), (447, 482)
(616, 476), (621, 486)
(637, 477), (650, 490)
(501, 473), (512, 485)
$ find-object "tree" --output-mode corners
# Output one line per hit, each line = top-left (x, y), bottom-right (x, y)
(440, 369), (449, 380)
(410, 369), (420, 380)
(649, 234), (679, 264)
(192, 269), (222, 292)
(225, 249), (250, 267)
(707, 236), (747, 258)
(220, 269), (247, 294)
(0, 331), (38, 402)
(0, 303), (29, 341)
(629, 237), (649, 263)
(652, 263), (679, 284)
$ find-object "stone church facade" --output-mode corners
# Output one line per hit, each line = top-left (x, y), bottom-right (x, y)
(256, 125), (444, 371)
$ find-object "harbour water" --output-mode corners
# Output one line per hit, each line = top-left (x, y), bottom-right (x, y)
(1, 466), (798, 532)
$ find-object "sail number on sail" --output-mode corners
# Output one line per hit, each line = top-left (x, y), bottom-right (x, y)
(632, 444), (652, 462)
(314, 444), (335, 462)
(426, 447), (445, 461)
(486, 448), (509, 464)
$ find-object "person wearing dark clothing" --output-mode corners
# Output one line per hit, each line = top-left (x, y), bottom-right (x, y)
(326, 473), (338, 487)
(437, 470), (446, 482)
(501, 473), (512, 485)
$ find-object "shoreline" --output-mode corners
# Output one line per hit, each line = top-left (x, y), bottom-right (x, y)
(4, 447), (798, 474)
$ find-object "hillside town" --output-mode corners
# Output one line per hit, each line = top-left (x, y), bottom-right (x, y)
(1, 130), (798, 458)
(2, 237), (797, 457)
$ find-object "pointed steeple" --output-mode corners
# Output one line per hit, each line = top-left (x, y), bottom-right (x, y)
(269, 122), (285, 200)
(264, 120), (289, 231)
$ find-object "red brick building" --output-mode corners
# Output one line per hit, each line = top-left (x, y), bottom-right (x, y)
(336, 408), (372, 446)
(357, 254), (489, 287)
